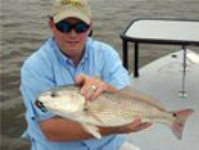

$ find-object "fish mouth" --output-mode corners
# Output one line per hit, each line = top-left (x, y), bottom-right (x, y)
(35, 100), (47, 112)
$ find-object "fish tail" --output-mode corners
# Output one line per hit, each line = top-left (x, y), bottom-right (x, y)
(171, 109), (194, 140)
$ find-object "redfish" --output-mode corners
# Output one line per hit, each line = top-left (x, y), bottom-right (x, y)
(36, 85), (194, 139)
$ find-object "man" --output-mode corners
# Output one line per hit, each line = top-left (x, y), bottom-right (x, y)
(20, 0), (151, 149)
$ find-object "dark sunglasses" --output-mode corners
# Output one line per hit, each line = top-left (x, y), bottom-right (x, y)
(55, 21), (90, 34)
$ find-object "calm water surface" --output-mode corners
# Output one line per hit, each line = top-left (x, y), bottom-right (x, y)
(1, 0), (199, 149)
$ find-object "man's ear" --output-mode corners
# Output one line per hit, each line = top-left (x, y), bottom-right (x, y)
(89, 30), (93, 37)
(88, 21), (93, 37)
(48, 17), (54, 29)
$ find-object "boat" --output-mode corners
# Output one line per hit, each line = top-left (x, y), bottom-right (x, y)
(120, 18), (199, 150)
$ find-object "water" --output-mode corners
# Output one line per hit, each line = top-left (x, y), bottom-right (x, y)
(1, 0), (199, 149)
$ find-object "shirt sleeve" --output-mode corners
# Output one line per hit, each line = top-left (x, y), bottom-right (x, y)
(101, 45), (130, 89)
(20, 56), (56, 121)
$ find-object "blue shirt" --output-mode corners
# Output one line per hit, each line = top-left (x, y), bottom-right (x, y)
(20, 37), (130, 150)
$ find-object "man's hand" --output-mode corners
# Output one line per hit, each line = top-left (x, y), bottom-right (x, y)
(75, 73), (117, 100)
(119, 117), (152, 133)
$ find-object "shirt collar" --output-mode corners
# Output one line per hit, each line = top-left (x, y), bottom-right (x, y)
(51, 37), (90, 66)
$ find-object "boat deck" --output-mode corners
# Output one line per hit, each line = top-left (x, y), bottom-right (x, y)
(128, 50), (199, 150)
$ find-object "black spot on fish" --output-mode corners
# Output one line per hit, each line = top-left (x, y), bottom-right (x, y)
(173, 113), (177, 117)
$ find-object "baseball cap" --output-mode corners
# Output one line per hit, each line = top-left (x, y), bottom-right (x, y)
(52, 0), (92, 24)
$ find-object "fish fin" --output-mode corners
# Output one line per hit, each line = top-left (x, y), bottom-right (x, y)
(171, 109), (194, 140)
(82, 124), (101, 139)
(85, 102), (105, 124)
(87, 111), (105, 124)
(119, 86), (166, 111)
